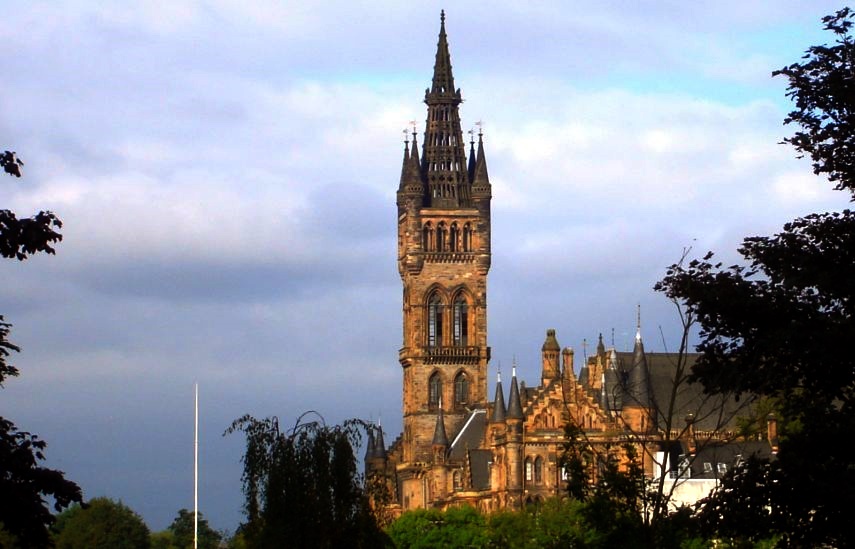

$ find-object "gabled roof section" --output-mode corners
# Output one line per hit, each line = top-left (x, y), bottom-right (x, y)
(450, 409), (487, 460)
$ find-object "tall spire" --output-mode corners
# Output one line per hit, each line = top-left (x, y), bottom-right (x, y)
(422, 11), (470, 208)
(471, 128), (491, 197)
(507, 362), (524, 420)
(491, 369), (506, 423)
(429, 10), (456, 98)
(626, 307), (651, 408)
(397, 133), (411, 193)
(432, 397), (449, 447)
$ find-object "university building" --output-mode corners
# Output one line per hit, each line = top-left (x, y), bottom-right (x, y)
(364, 12), (774, 515)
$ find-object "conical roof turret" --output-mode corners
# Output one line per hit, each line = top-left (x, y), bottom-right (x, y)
(506, 364), (524, 420)
(491, 370), (506, 423)
(374, 423), (387, 459)
(432, 399), (449, 447)
(471, 131), (491, 197)
(625, 307), (651, 408)
(364, 427), (376, 461)
(397, 138), (411, 193)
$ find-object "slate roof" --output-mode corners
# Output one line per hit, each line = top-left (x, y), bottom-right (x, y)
(614, 352), (752, 433)
(468, 449), (492, 491)
(450, 409), (487, 461)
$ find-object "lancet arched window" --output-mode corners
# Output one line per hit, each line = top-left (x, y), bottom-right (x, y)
(453, 470), (463, 491)
(454, 372), (469, 406)
(422, 222), (433, 251)
(436, 222), (447, 252)
(534, 457), (543, 484)
(462, 223), (472, 252)
(449, 223), (459, 252)
(525, 457), (533, 482)
(453, 295), (469, 346)
(429, 372), (442, 410)
(428, 293), (443, 347)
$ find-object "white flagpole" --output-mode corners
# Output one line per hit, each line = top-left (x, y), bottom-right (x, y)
(194, 383), (199, 549)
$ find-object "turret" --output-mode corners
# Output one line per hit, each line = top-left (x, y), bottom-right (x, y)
(505, 364), (524, 502)
(541, 329), (561, 384)
(562, 347), (575, 381)
(491, 370), (507, 424)
(622, 308), (654, 432)
(432, 399), (449, 462)
(603, 349), (621, 414)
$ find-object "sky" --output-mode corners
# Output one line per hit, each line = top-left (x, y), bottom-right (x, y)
(1, 0), (851, 534)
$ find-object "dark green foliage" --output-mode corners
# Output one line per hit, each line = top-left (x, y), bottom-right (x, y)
(0, 315), (21, 385)
(52, 497), (150, 549)
(151, 509), (222, 549)
(0, 209), (63, 260)
(655, 10), (855, 546)
(0, 151), (81, 548)
(225, 413), (389, 548)
(773, 8), (855, 197)
(387, 506), (489, 549)
(0, 418), (83, 548)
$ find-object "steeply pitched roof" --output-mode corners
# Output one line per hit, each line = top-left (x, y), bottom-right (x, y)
(450, 409), (487, 460)
(468, 449), (492, 491)
(614, 352), (752, 432)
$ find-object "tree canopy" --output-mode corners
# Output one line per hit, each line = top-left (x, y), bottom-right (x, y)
(0, 152), (81, 548)
(656, 8), (855, 546)
(52, 497), (150, 549)
(225, 413), (389, 548)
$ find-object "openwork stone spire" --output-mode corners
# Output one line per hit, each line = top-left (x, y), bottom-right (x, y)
(422, 10), (470, 208)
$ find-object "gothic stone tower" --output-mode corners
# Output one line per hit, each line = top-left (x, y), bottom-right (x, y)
(396, 11), (492, 509)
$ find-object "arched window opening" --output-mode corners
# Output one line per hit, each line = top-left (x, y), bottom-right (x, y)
(449, 224), (459, 252)
(453, 296), (469, 346)
(422, 223), (433, 251)
(453, 470), (463, 492)
(535, 457), (543, 484)
(429, 372), (442, 410)
(525, 458), (533, 482)
(428, 293), (443, 347)
(436, 223), (446, 252)
(454, 372), (469, 407)
(462, 224), (472, 252)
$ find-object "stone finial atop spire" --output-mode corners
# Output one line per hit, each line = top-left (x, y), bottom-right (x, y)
(597, 333), (605, 356)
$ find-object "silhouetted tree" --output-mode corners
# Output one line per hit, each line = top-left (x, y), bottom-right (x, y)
(0, 152), (80, 547)
(656, 8), (855, 546)
(225, 413), (390, 548)
(52, 497), (150, 549)
(150, 509), (222, 549)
